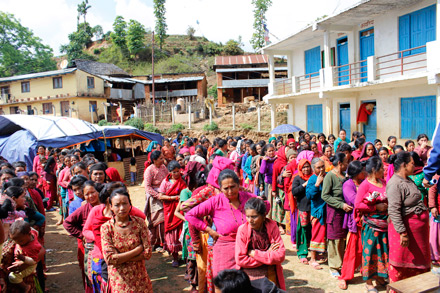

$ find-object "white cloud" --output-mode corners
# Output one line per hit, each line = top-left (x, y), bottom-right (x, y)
(1, 0), (359, 55)
(113, 0), (155, 30)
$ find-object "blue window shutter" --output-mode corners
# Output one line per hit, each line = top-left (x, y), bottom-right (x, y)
(305, 46), (321, 76)
(425, 5), (436, 43)
(401, 96), (436, 139)
(399, 14), (410, 54)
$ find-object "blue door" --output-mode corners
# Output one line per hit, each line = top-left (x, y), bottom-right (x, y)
(307, 104), (323, 133)
(337, 37), (349, 85)
(339, 104), (351, 138)
(360, 28), (374, 82)
(363, 105), (377, 142)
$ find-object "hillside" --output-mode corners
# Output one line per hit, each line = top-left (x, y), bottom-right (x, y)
(66, 33), (244, 88)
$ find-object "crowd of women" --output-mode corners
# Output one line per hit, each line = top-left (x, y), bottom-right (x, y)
(0, 128), (437, 292)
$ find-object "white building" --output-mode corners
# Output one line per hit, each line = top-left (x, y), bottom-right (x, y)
(263, 0), (440, 143)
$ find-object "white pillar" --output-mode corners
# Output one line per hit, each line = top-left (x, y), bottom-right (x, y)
(52, 105), (56, 117)
(171, 105), (175, 124)
(286, 52), (293, 78)
(119, 102), (123, 123)
(367, 56), (377, 81)
(323, 30), (331, 68)
(257, 104), (261, 131)
(188, 103), (192, 129)
(287, 104), (294, 125)
(324, 97), (333, 135)
(270, 104), (276, 130)
(232, 103), (236, 130)
(209, 106), (212, 124)
(152, 103), (156, 125)
(268, 54), (275, 95)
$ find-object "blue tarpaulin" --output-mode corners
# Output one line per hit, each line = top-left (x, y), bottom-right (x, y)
(0, 115), (163, 170)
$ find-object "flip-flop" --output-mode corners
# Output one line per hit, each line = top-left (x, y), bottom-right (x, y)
(338, 280), (347, 290)
(299, 258), (309, 265)
(309, 261), (322, 270)
(329, 270), (340, 279)
(365, 285), (378, 292)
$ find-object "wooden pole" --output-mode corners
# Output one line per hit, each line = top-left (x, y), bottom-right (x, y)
(130, 136), (135, 157)
(152, 31), (156, 126)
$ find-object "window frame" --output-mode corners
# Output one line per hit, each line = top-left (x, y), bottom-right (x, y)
(21, 81), (30, 93)
(53, 77), (63, 89)
(42, 102), (53, 114)
(87, 76), (95, 89)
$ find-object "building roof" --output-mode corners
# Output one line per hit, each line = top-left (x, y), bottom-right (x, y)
(139, 76), (204, 84)
(262, 0), (425, 53)
(215, 55), (268, 67)
(216, 67), (287, 73)
(98, 75), (137, 84)
(71, 59), (130, 77)
(0, 68), (77, 83)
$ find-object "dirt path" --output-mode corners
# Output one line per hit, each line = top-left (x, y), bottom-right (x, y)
(44, 185), (384, 293)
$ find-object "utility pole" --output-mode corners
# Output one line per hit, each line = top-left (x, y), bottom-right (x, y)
(152, 31), (156, 126)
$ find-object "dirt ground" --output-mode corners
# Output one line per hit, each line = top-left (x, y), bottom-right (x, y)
(44, 185), (386, 293)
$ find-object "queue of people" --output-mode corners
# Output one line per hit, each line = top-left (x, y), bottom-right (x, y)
(0, 127), (437, 292)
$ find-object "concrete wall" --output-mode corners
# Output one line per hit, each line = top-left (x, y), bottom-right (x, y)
(0, 97), (107, 122)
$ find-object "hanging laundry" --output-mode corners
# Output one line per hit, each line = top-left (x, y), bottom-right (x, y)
(357, 103), (374, 124)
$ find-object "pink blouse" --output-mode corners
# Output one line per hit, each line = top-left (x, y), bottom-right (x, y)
(143, 164), (168, 199)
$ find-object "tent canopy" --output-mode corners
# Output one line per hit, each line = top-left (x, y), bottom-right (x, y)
(0, 115), (163, 170)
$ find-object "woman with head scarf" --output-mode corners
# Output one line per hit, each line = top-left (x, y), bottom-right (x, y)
(291, 159), (312, 264)
(271, 145), (288, 233)
(359, 142), (378, 162)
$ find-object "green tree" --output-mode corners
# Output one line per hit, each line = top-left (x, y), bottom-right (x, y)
(0, 12), (56, 77)
(111, 16), (128, 53)
(126, 20), (146, 58)
(223, 37), (244, 55)
(92, 25), (104, 40)
(208, 85), (217, 99)
(187, 26), (196, 40)
(60, 22), (95, 62)
(153, 0), (167, 49)
(77, 0), (91, 26)
(250, 0), (272, 51)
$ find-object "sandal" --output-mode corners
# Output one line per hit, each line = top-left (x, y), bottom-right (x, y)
(365, 285), (378, 292)
(338, 280), (347, 290)
(299, 258), (309, 265)
(329, 270), (340, 279)
(376, 278), (389, 287)
(309, 261), (322, 270)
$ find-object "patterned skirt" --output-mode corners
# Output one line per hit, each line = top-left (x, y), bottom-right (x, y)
(310, 217), (326, 252)
(270, 189), (286, 225)
(361, 222), (389, 280)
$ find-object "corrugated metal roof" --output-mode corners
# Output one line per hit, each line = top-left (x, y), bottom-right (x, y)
(141, 76), (204, 84)
(216, 67), (287, 73)
(0, 68), (77, 83)
(215, 55), (268, 66)
(98, 75), (136, 84)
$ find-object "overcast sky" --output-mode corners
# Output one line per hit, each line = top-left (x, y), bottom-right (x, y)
(3, 0), (359, 55)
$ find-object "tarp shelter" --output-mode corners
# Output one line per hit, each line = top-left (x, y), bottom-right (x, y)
(0, 115), (99, 170)
(0, 116), (163, 170)
(95, 125), (163, 143)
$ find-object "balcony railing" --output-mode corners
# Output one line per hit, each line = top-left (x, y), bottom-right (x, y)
(334, 60), (368, 86)
(298, 72), (320, 91)
(274, 78), (292, 95)
(376, 45), (427, 79)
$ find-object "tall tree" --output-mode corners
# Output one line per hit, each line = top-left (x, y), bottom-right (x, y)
(110, 16), (128, 53)
(250, 0), (272, 51)
(153, 0), (167, 49)
(0, 12), (56, 77)
(126, 20), (146, 58)
(77, 0), (91, 25)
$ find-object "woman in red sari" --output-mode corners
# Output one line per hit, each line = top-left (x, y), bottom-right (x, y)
(271, 146), (288, 232)
(387, 152), (430, 286)
(158, 160), (187, 267)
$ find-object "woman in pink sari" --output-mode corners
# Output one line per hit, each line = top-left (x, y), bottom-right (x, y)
(186, 170), (267, 277)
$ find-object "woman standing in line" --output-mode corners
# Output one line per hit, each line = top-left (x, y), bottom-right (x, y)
(387, 152), (430, 285)
(321, 153), (350, 279)
(101, 188), (153, 292)
(355, 157), (389, 292)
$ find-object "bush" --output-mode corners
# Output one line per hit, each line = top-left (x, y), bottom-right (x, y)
(93, 48), (101, 55)
(240, 123), (253, 130)
(169, 123), (185, 133)
(203, 122), (219, 131)
(98, 119), (110, 126)
(124, 118), (144, 130)
(144, 123), (161, 134)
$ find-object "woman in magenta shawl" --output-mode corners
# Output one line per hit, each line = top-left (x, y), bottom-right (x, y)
(186, 169), (269, 277)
